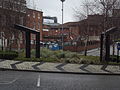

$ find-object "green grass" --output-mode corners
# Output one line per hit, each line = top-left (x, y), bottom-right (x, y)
(15, 48), (100, 64)
(3, 48), (120, 65)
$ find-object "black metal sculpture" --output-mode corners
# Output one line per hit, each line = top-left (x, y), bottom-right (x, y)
(14, 24), (40, 58)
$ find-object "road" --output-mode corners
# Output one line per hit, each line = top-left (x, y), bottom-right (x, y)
(0, 70), (120, 90)
(82, 45), (119, 56)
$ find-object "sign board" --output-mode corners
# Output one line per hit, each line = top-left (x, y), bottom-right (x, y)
(117, 42), (120, 50)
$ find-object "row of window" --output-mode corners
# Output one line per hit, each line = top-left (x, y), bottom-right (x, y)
(0, 1), (26, 13)
(32, 22), (41, 30)
(0, 14), (24, 26)
(27, 12), (41, 19)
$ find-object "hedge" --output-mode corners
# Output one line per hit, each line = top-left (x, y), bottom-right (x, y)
(0, 51), (18, 60)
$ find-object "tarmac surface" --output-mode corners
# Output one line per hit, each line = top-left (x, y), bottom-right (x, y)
(0, 70), (120, 90)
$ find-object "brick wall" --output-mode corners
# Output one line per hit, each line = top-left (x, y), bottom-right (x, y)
(64, 41), (100, 52)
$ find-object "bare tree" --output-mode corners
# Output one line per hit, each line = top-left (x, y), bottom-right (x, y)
(74, 0), (120, 55)
(74, 0), (120, 28)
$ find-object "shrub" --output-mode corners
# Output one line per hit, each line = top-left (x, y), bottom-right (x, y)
(15, 57), (41, 61)
(0, 51), (18, 60)
(40, 48), (53, 58)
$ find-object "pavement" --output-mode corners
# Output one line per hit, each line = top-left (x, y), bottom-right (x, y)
(80, 45), (119, 56)
(1, 71), (120, 90)
(0, 59), (120, 75)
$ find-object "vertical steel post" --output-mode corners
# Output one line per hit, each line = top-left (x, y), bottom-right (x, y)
(61, 1), (64, 50)
(117, 49), (119, 63)
(25, 31), (31, 58)
(100, 34), (104, 62)
(0, 32), (4, 51)
(36, 32), (40, 58)
(105, 34), (110, 62)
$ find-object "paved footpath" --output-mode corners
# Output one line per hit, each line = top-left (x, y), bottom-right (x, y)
(0, 59), (120, 74)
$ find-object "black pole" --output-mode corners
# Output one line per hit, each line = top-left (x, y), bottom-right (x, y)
(100, 34), (104, 62)
(61, 1), (64, 50)
(1, 37), (3, 51)
(105, 34), (110, 62)
(84, 39), (88, 56)
(36, 32), (40, 58)
(25, 31), (31, 58)
(117, 49), (119, 63)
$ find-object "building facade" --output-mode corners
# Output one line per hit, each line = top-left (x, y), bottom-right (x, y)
(26, 8), (43, 42)
(0, 0), (26, 50)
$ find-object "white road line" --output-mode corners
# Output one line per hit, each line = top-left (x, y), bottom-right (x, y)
(37, 75), (41, 87)
(0, 77), (19, 85)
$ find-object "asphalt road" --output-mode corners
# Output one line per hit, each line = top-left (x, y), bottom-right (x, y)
(0, 70), (120, 90)
(83, 45), (119, 56)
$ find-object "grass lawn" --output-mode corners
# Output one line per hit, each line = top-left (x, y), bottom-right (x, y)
(15, 48), (101, 64)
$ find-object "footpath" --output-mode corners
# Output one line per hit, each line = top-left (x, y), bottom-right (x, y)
(0, 59), (120, 75)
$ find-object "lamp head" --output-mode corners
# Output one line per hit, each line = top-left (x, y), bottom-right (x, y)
(60, 0), (65, 2)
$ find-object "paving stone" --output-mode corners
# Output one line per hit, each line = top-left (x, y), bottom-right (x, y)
(105, 65), (120, 73)
(1, 59), (120, 74)
(85, 65), (108, 73)
(62, 64), (85, 73)
(16, 62), (39, 70)
(37, 62), (61, 71)
(0, 60), (19, 69)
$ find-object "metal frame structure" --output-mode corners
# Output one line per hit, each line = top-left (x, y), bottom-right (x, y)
(100, 27), (118, 62)
(14, 24), (40, 58)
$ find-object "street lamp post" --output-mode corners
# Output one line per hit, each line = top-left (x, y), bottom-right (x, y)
(60, 0), (65, 50)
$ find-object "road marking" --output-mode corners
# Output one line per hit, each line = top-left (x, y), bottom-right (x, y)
(0, 77), (19, 85)
(37, 75), (41, 87)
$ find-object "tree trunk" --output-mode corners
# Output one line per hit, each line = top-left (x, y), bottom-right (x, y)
(17, 39), (21, 52)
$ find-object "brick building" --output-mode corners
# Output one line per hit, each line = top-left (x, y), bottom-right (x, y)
(79, 14), (104, 41)
(42, 14), (104, 44)
(0, 0), (43, 50)
(0, 0), (26, 50)
(42, 16), (60, 42)
(41, 14), (112, 51)
(25, 8), (43, 46)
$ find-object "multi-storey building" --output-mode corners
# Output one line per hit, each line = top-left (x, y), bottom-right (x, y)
(0, 0), (26, 50)
(25, 8), (43, 46)
(41, 14), (115, 51)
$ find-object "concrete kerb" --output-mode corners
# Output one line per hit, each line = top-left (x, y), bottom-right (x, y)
(0, 67), (120, 76)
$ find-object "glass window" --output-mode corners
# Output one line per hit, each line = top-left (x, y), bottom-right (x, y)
(0, 0), (2, 7)
(19, 17), (23, 25)
(38, 22), (40, 30)
(33, 22), (36, 29)
(38, 13), (40, 19)
(33, 12), (35, 18)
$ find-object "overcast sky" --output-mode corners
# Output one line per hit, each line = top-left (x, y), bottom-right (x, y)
(27, 0), (83, 24)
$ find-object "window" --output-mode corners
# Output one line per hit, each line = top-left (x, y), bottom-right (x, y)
(33, 22), (36, 29)
(38, 22), (40, 30)
(20, 17), (24, 25)
(27, 14), (30, 17)
(2, 15), (6, 26)
(33, 12), (35, 18)
(38, 13), (40, 19)
(0, 0), (2, 7)
(0, 15), (1, 24)
(31, 34), (35, 40)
